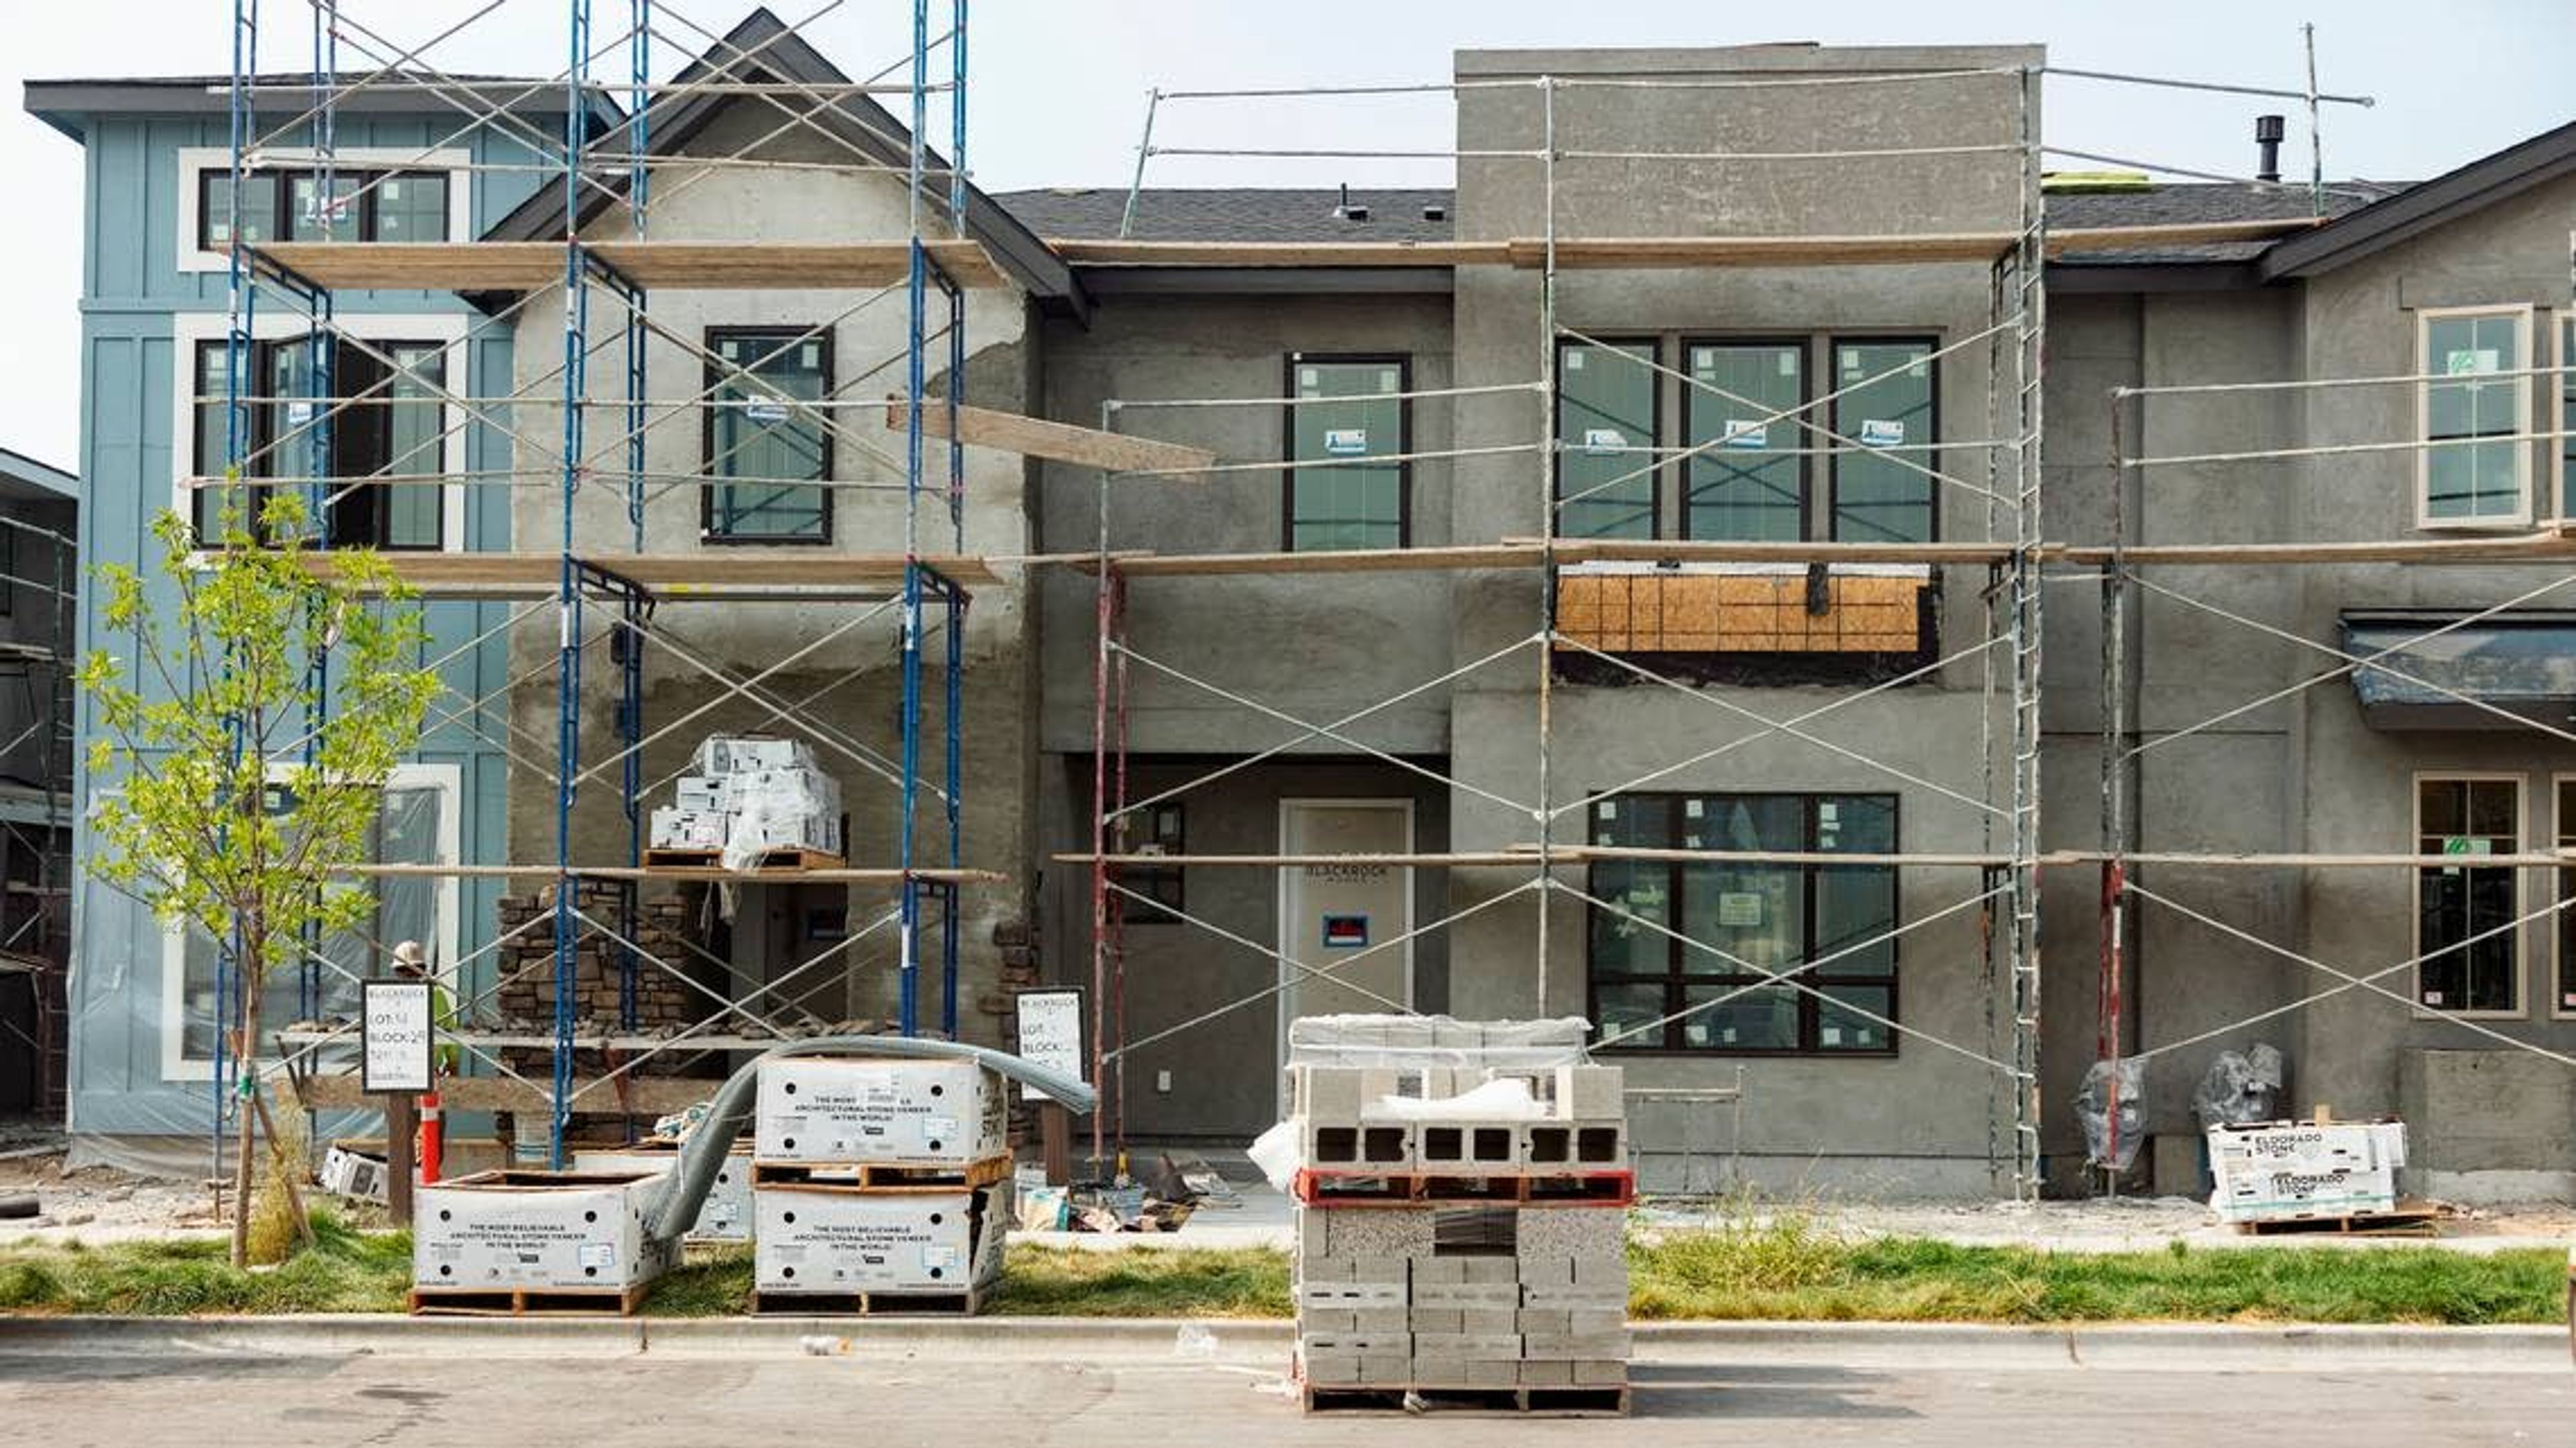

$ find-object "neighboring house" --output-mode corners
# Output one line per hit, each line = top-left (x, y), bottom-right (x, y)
(0, 448), (74, 1121)
(25, 21), (2576, 1199)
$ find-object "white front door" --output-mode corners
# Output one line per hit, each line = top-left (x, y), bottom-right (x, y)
(1277, 799), (1414, 1106)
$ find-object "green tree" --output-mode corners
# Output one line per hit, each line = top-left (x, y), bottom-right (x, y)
(80, 493), (441, 1266)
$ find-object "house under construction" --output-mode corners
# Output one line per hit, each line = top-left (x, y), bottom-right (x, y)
(23, 4), (2576, 1201)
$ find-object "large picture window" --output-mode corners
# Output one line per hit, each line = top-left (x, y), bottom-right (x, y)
(2418, 306), (2532, 526)
(2416, 773), (2522, 1015)
(1286, 355), (1407, 551)
(704, 328), (832, 543)
(1829, 337), (1937, 543)
(1682, 339), (1805, 541)
(189, 336), (447, 549)
(1556, 339), (1660, 540)
(199, 168), (451, 249)
(1588, 791), (1898, 1054)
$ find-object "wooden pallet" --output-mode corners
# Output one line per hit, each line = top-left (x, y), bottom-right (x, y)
(2233, 1201), (2444, 1237)
(1301, 1385), (1629, 1416)
(641, 846), (845, 872)
(1293, 1168), (1635, 1208)
(750, 1286), (985, 1317)
(409, 1282), (651, 1317)
(750, 1154), (1014, 1190)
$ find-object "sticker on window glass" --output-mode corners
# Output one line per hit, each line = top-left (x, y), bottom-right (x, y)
(2441, 836), (2493, 856)
(1324, 428), (1368, 456)
(1818, 803), (1839, 824)
(1597, 800), (1618, 820)
(2445, 349), (2502, 376)
(1582, 427), (1627, 454)
(1377, 369), (1399, 392)
(1821, 1025), (1842, 1046)
(1566, 351), (1586, 372)
(801, 343), (821, 368)
(1721, 420), (1768, 449)
(744, 400), (790, 423)
(1683, 834), (1702, 848)
(285, 400), (317, 431)
(1906, 360), (1929, 380)
(1721, 1026), (1738, 1043)
(1859, 419), (1905, 447)
(2564, 992), (2576, 1008)
(382, 180), (403, 201)
(1299, 368), (1319, 389)
(1842, 356), (1865, 380)
(1684, 799), (1704, 819)
(1717, 892), (1764, 927)
(2422, 990), (2445, 1006)
(1779, 351), (1799, 377)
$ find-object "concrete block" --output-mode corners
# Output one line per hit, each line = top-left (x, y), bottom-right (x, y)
(1411, 1282), (1520, 1310)
(1410, 1355), (1469, 1386)
(1376, 1018), (1436, 1052)
(1556, 1065), (1625, 1119)
(1303, 1308), (1357, 1333)
(1324, 1209), (1436, 1258)
(1519, 1360), (1573, 1386)
(1417, 1121), (1523, 1170)
(1299, 1280), (1404, 1310)
(1522, 1120), (1628, 1168)
(1299, 1331), (1409, 1358)
(1304, 1355), (1362, 1386)
(1517, 1308), (1570, 1335)
(1411, 1333), (1523, 1361)
(1407, 1308), (1462, 1334)
(1410, 1257), (1466, 1285)
(1521, 1282), (1628, 1310)
(1462, 1256), (1521, 1285)
(1573, 1359), (1630, 1386)
(1572, 1122), (1629, 1168)
(1350, 1255), (1409, 1286)
(1296, 1211), (1330, 1260)
(1430, 1019), (1488, 1052)
(1517, 1256), (1574, 1288)
(1572, 1254), (1628, 1288)
(1515, 1207), (1627, 1261)
(1567, 1307), (1626, 1335)
(1459, 1307), (1519, 1335)
(1352, 1305), (1409, 1333)
(1523, 1331), (1633, 1360)
(1298, 1255), (1353, 1282)
(1293, 1066), (1368, 1123)
(1360, 1355), (1414, 1385)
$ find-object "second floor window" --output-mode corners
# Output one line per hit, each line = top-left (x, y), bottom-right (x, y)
(199, 169), (451, 249)
(1557, 339), (1660, 540)
(1286, 355), (1407, 551)
(191, 337), (446, 549)
(704, 329), (831, 543)
(2417, 774), (2521, 1015)
(1829, 337), (1937, 544)
(2419, 307), (2532, 526)
(1684, 340), (1805, 541)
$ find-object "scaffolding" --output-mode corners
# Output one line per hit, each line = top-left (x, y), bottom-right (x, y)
(199, 1), (991, 1166)
(0, 510), (76, 1121)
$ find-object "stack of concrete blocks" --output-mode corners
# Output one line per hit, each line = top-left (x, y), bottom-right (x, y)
(747, 1056), (1013, 1311)
(2207, 1118), (2408, 1224)
(1285, 1015), (1632, 1408)
(649, 734), (844, 860)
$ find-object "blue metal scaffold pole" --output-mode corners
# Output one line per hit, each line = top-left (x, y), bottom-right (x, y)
(551, 0), (594, 1166)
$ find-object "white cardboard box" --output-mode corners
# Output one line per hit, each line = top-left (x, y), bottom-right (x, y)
(2208, 1120), (2406, 1176)
(572, 1145), (753, 1243)
(649, 805), (729, 851)
(754, 1056), (1008, 1166)
(693, 735), (817, 776)
(753, 1182), (1008, 1294)
(2212, 1163), (2398, 1221)
(674, 775), (733, 812)
(413, 1170), (675, 1291)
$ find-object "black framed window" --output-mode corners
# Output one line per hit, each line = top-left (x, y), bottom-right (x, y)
(2417, 775), (2521, 1014)
(1682, 339), (1805, 542)
(199, 169), (449, 251)
(1118, 803), (1185, 924)
(190, 337), (447, 549)
(1828, 337), (1937, 543)
(1286, 355), (1407, 551)
(1588, 791), (1898, 1054)
(1556, 339), (1659, 540)
(704, 329), (832, 543)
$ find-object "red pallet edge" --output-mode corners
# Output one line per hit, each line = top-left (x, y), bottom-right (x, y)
(1290, 1167), (1635, 1208)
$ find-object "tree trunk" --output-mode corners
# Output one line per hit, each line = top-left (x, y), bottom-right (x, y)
(227, 922), (262, 1269)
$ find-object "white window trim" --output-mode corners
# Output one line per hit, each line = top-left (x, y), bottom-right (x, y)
(170, 309), (470, 553)
(2553, 772), (2576, 1021)
(2414, 304), (2535, 531)
(2411, 769), (2527, 1021)
(158, 761), (464, 1083)
(2551, 313), (2574, 529)
(176, 147), (472, 274)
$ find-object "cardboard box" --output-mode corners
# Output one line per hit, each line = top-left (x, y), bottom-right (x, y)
(673, 775), (733, 812)
(753, 1182), (1006, 1294)
(693, 735), (817, 775)
(753, 1056), (1006, 1166)
(319, 1143), (388, 1203)
(649, 806), (729, 851)
(573, 1144), (753, 1243)
(413, 1170), (675, 1292)
(2212, 1163), (2398, 1221)
(2208, 1120), (2406, 1176)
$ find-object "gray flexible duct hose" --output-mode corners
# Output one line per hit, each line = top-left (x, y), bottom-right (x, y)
(647, 1036), (1096, 1245)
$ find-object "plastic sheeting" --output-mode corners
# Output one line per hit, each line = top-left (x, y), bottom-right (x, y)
(1284, 1013), (1595, 1070)
(2192, 1045), (2286, 1131)
(66, 783), (447, 1174)
(2075, 1056), (2147, 1172)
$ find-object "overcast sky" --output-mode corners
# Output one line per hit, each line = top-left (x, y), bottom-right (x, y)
(5, 0), (2571, 469)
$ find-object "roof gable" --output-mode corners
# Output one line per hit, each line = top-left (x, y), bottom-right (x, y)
(2260, 119), (2576, 280)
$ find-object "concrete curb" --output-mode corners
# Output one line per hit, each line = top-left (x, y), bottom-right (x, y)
(1, 1315), (2563, 1369)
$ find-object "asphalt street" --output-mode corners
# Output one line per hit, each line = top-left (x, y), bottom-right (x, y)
(1, 1344), (2570, 1447)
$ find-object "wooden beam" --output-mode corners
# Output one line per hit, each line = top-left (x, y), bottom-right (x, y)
(282, 549), (1000, 598)
(1112, 543), (1551, 577)
(1540, 538), (2018, 567)
(299, 1072), (718, 1115)
(883, 399), (1216, 478)
(2058, 533), (2576, 565)
(331, 862), (1005, 884)
(2045, 218), (2327, 255)
(1505, 235), (2017, 268)
(253, 239), (1011, 292)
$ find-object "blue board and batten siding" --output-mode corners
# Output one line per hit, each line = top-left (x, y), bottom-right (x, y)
(64, 109), (535, 1139)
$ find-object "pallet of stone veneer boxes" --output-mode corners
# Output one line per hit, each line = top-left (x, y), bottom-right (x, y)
(411, 1169), (676, 1316)
(1279, 1015), (1631, 1416)
(747, 1055), (1012, 1315)
(2208, 1115), (2411, 1227)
